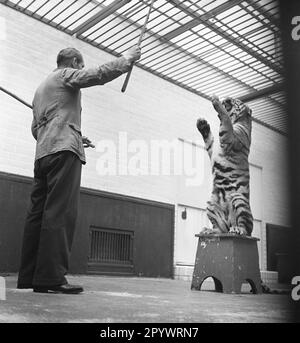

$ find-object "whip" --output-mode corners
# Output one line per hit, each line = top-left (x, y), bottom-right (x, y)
(0, 86), (95, 148)
(0, 86), (32, 109)
(121, 0), (155, 93)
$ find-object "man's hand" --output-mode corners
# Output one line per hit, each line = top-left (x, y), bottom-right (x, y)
(123, 46), (141, 63)
(82, 136), (95, 149)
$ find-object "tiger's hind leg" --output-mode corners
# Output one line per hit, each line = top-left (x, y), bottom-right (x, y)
(202, 195), (229, 234)
(228, 193), (253, 236)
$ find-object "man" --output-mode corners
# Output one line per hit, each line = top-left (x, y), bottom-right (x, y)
(17, 46), (141, 294)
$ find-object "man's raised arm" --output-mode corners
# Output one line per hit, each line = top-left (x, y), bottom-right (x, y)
(61, 46), (141, 89)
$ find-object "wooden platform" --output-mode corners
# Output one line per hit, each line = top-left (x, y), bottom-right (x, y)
(191, 234), (262, 294)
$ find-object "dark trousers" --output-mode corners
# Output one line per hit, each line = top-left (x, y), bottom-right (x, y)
(17, 151), (82, 286)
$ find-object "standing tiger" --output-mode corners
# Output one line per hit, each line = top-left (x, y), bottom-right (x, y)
(197, 95), (253, 236)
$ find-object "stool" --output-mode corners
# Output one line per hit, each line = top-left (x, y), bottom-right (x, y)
(191, 234), (262, 294)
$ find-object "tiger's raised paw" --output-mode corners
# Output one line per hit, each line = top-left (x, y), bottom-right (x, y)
(196, 118), (210, 140)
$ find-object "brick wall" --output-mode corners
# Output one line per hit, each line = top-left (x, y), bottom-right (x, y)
(0, 6), (291, 275)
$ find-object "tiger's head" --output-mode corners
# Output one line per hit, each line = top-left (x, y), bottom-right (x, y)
(221, 97), (252, 124)
(222, 97), (252, 148)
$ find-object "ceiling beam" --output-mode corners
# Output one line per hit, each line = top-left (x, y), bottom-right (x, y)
(238, 83), (285, 102)
(166, 0), (283, 75)
(73, 0), (132, 36)
(164, 0), (244, 41)
(89, 1), (284, 112)
(245, 0), (280, 28)
(0, 0), (286, 135)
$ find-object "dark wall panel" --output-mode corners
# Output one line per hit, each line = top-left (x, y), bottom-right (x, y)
(266, 224), (293, 271)
(0, 173), (31, 272)
(0, 172), (174, 278)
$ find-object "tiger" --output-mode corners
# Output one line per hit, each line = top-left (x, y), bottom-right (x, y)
(196, 95), (253, 236)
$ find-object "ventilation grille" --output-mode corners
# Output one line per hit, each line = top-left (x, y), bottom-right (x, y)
(89, 227), (133, 265)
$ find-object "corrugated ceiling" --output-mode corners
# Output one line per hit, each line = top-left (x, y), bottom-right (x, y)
(1, 0), (287, 135)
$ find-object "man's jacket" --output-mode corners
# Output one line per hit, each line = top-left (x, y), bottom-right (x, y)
(31, 56), (131, 164)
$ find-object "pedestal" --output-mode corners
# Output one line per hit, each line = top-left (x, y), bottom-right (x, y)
(191, 234), (262, 294)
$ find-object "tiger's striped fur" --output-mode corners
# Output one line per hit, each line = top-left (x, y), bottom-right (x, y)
(197, 96), (253, 236)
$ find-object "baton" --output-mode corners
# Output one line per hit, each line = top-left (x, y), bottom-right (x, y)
(0, 86), (33, 109)
(121, 0), (155, 93)
(0, 86), (95, 148)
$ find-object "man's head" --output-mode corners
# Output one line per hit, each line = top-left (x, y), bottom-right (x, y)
(56, 48), (85, 69)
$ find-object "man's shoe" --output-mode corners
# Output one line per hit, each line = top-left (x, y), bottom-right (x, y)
(17, 283), (33, 289)
(33, 284), (83, 294)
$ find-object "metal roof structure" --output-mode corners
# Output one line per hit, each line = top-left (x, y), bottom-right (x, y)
(1, 0), (287, 135)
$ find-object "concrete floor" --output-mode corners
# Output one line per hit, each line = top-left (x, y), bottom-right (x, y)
(0, 274), (294, 323)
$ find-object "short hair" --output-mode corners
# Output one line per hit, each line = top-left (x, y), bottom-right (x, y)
(56, 47), (83, 67)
